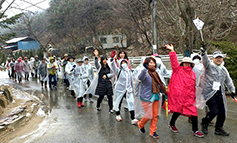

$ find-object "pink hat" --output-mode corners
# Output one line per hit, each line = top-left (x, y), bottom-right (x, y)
(153, 53), (159, 56)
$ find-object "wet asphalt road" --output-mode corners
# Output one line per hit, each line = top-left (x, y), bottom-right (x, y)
(1, 76), (237, 143)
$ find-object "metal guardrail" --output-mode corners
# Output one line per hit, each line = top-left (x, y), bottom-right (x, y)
(89, 54), (215, 71)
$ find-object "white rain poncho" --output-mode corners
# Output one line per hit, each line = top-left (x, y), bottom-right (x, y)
(191, 53), (204, 86)
(38, 63), (48, 82)
(73, 65), (88, 98)
(83, 56), (94, 83)
(65, 62), (77, 90)
(155, 57), (171, 86)
(84, 57), (114, 97)
(23, 61), (31, 73)
(30, 57), (35, 74)
(155, 57), (171, 116)
(133, 57), (149, 119)
(196, 52), (235, 116)
(111, 59), (135, 112)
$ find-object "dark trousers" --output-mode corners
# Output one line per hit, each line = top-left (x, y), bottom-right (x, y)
(41, 81), (47, 86)
(34, 69), (38, 78)
(64, 73), (69, 87)
(170, 112), (198, 132)
(49, 74), (57, 88)
(97, 94), (113, 111)
(25, 72), (29, 80)
(202, 91), (225, 128)
(77, 97), (83, 102)
(84, 80), (92, 98)
(11, 69), (16, 79)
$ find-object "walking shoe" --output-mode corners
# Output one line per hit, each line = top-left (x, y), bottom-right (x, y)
(77, 102), (81, 108)
(109, 110), (114, 114)
(116, 115), (122, 122)
(84, 97), (88, 102)
(215, 127), (230, 136)
(201, 122), (208, 134)
(131, 119), (139, 125)
(89, 98), (94, 103)
(193, 131), (204, 138)
(97, 107), (101, 111)
(139, 126), (145, 133)
(150, 132), (159, 139)
(169, 125), (179, 133)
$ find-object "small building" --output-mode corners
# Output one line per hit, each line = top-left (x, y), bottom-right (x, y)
(94, 34), (127, 49)
(3, 37), (40, 51)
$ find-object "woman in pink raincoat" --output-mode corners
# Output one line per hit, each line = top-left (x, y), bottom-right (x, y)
(165, 44), (204, 138)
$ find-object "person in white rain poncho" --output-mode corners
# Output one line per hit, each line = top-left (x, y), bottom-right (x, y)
(65, 56), (77, 98)
(133, 57), (146, 119)
(83, 56), (94, 103)
(197, 47), (236, 136)
(110, 51), (138, 124)
(30, 57), (35, 78)
(191, 53), (203, 86)
(73, 59), (88, 108)
(33, 55), (41, 78)
(38, 57), (48, 88)
(23, 57), (31, 81)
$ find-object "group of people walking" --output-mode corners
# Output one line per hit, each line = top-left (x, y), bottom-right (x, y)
(5, 55), (59, 89)
(4, 43), (236, 139)
(60, 44), (236, 139)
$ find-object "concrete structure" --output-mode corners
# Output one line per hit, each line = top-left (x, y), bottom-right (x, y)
(4, 37), (40, 52)
(95, 34), (127, 49)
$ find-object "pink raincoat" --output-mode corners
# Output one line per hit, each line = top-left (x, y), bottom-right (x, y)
(168, 52), (197, 116)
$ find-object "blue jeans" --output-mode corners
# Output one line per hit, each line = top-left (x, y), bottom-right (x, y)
(49, 74), (57, 88)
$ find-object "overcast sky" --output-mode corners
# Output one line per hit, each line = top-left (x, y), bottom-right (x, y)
(1, 0), (50, 17)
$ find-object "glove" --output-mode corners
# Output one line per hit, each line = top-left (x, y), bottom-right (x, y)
(200, 42), (206, 56)
(231, 92), (236, 99)
(110, 50), (116, 58)
(73, 65), (76, 68)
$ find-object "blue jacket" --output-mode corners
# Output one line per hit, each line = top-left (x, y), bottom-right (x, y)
(138, 68), (154, 101)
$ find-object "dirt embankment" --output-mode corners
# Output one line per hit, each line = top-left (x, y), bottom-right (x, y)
(0, 85), (49, 143)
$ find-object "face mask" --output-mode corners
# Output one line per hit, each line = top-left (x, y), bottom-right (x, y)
(121, 63), (128, 69)
(193, 59), (200, 65)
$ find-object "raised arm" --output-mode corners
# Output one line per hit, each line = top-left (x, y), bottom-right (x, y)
(111, 59), (119, 75)
(94, 57), (101, 70)
(202, 52), (211, 70)
(165, 44), (179, 71)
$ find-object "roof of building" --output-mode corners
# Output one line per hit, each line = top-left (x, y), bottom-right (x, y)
(6, 36), (28, 44)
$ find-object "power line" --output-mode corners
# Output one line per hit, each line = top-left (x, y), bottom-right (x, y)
(19, 0), (47, 10)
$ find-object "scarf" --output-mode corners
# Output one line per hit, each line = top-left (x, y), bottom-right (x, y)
(148, 66), (167, 94)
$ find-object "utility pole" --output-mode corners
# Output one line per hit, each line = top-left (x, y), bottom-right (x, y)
(152, 0), (158, 54)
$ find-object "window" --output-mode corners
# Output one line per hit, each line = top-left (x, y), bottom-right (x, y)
(113, 37), (119, 43)
(100, 37), (107, 44)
